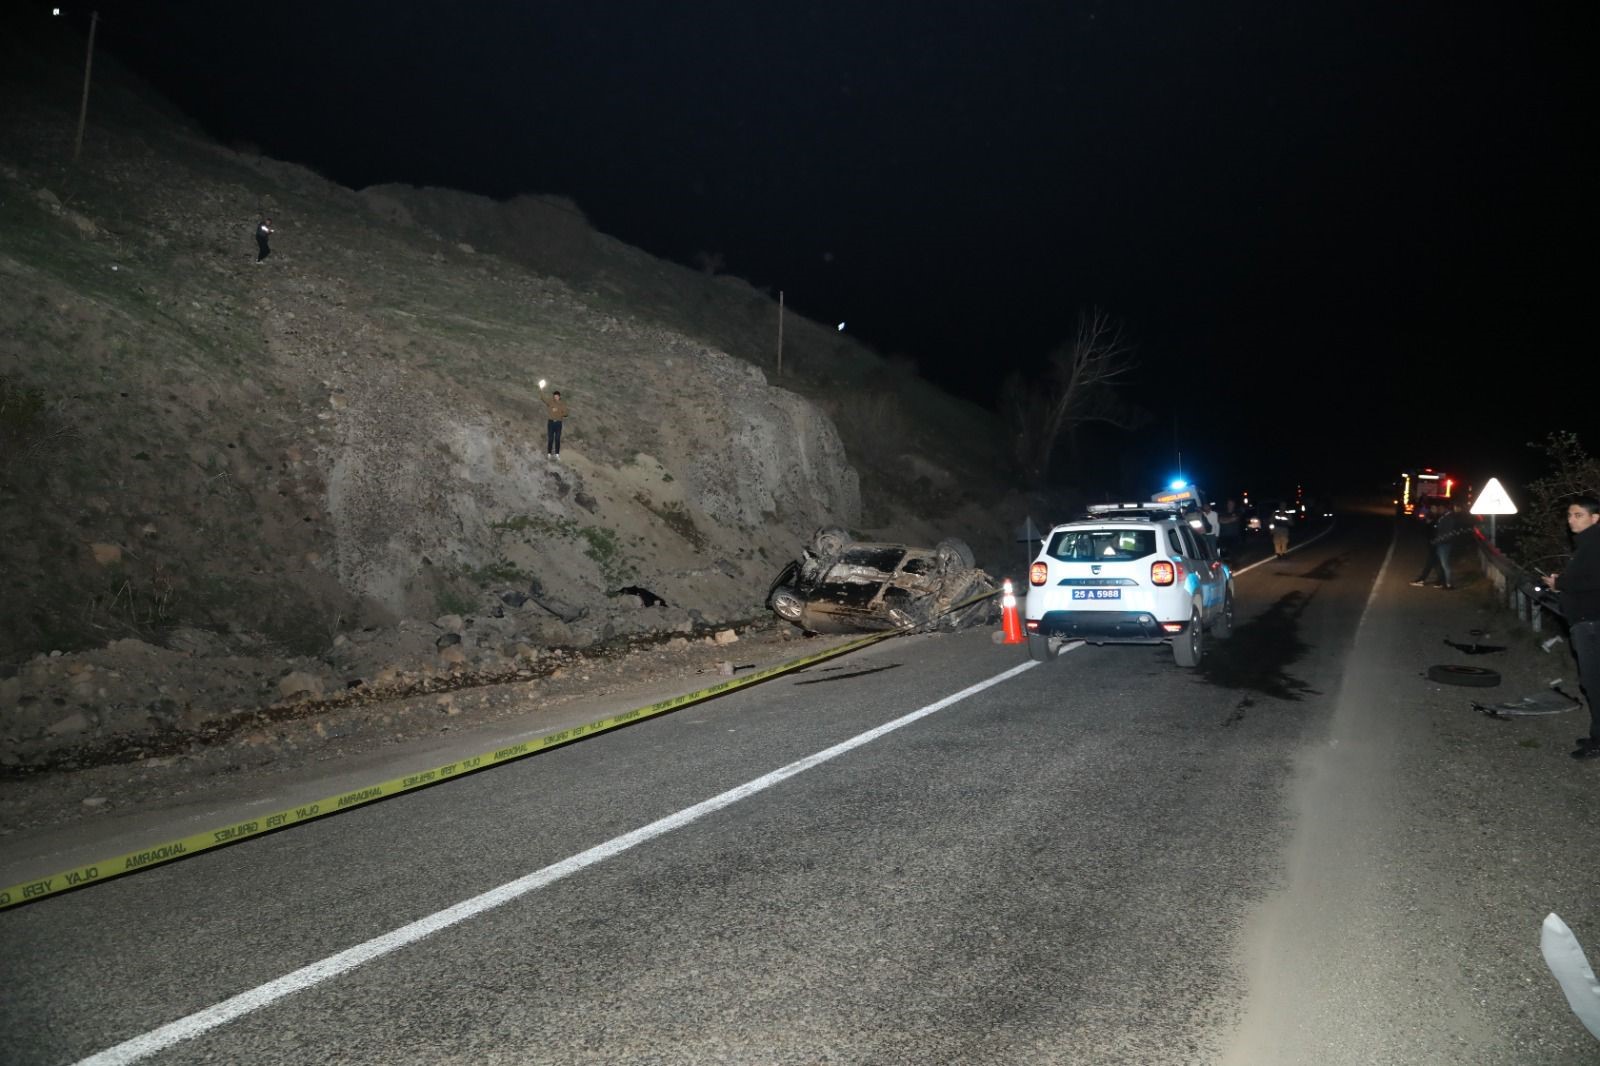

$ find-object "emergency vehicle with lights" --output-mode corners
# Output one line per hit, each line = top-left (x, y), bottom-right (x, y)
(1023, 487), (1234, 667)
(1396, 468), (1456, 517)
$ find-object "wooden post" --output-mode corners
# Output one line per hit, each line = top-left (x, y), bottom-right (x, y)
(73, 10), (98, 164)
(776, 290), (784, 378)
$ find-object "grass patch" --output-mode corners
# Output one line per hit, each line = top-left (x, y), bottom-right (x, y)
(491, 513), (575, 536)
(577, 524), (632, 583)
(491, 513), (634, 582)
(634, 494), (706, 550)
(464, 559), (533, 585)
(435, 585), (477, 617)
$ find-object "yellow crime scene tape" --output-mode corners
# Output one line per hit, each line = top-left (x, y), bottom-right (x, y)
(1, 626), (913, 910)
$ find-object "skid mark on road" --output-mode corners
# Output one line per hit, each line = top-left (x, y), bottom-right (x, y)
(792, 663), (903, 685)
(1294, 551), (1355, 581)
(1198, 590), (1320, 701)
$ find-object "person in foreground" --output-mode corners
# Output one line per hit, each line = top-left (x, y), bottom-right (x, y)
(1541, 495), (1600, 760)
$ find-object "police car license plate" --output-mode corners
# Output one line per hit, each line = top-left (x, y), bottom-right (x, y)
(1072, 589), (1120, 600)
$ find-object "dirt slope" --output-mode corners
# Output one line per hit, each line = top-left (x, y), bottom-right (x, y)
(0, 18), (1042, 766)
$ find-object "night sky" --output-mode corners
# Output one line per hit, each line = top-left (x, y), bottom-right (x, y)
(44, 2), (1596, 494)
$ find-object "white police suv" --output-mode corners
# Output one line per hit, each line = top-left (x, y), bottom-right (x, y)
(1024, 488), (1234, 666)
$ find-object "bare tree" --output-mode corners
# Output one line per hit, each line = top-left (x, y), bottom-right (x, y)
(1001, 308), (1141, 485)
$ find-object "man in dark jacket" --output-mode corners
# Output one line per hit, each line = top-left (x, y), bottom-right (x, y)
(1411, 499), (1471, 589)
(1541, 495), (1600, 759)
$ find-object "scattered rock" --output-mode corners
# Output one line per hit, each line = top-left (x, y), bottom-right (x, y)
(435, 632), (462, 648)
(714, 629), (739, 645)
(46, 712), (91, 737)
(81, 796), (109, 809)
(435, 614), (466, 634)
(528, 591), (586, 624)
(276, 672), (324, 701)
(90, 542), (122, 565)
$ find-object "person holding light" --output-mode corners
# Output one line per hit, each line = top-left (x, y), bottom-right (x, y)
(538, 379), (568, 460)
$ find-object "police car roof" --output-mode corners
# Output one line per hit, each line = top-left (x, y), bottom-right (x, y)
(1084, 501), (1183, 515)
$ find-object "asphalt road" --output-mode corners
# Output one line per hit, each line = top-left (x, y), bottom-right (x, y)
(2, 519), (1394, 1065)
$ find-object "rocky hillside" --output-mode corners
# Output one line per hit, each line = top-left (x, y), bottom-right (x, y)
(0, 20), (1036, 762)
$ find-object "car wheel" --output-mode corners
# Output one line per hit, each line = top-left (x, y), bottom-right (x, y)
(1173, 608), (1202, 667)
(1027, 632), (1056, 662)
(1212, 589), (1234, 639)
(809, 526), (850, 558)
(935, 537), (976, 572)
(1427, 664), (1501, 687)
(769, 586), (805, 622)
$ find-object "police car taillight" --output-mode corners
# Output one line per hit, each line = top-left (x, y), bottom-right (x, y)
(1029, 562), (1048, 586)
(1151, 561), (1176, 586)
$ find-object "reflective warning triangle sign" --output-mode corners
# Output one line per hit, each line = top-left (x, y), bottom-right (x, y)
(1470, 477), (1517, 515)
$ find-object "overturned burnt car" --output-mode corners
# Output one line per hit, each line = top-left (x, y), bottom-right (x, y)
(765, 527), (999, 634)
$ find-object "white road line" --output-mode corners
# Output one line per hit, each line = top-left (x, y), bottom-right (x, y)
(1358, 523), (1399, 624)
(74, 657), (1045, 1066)
(1231, 519), (1338, 577)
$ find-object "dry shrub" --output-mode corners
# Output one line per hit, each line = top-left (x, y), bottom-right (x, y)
(1512, 432), (1600, 571)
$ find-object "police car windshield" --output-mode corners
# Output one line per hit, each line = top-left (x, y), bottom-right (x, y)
(1047, 528), (1157, 562)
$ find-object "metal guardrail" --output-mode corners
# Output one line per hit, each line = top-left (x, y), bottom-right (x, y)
(1472, 530), (1563, 632)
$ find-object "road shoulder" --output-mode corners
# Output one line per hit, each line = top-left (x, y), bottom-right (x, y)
(1223, 539), (1598, 1063)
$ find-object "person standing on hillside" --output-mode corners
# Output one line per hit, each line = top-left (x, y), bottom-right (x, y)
(255, 217), (273, 263)
(540, 384), (568, 460)
(1540, 495), (1600, 760)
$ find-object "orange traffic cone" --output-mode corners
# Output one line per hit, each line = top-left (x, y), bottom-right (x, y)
(1000, 577), (1026, 645)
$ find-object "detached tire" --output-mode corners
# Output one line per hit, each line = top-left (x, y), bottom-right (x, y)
(1428, 664), (1501, 687)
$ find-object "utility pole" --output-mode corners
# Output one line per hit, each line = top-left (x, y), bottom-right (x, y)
(776, 290), (784, 378)
(73, 10), (99, 164)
